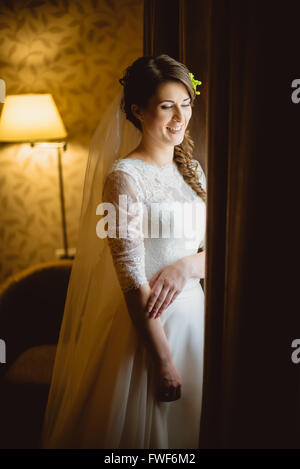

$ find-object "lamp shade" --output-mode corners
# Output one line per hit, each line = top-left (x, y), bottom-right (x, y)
(0, 93), (67, 142)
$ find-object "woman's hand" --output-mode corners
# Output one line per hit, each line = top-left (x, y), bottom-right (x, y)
(147, 259), (190, 319)
(154, 360), (182, 402)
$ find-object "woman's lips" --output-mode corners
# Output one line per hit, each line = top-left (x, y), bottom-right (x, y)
(166, 124), (183, 134)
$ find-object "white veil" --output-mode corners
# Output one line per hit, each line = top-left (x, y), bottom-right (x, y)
(41, 87), (142, 448)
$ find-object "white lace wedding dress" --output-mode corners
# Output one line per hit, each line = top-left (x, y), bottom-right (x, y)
(45, 157), (206, 449)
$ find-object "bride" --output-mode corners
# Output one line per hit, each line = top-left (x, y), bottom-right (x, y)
(41, 54), (207, 449)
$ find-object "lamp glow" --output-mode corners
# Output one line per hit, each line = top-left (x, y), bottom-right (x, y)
(0, 94), (67, 142)
(0, 93), (72, 259)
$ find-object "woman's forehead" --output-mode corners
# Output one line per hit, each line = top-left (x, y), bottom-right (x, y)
(152, 81), (190, 103)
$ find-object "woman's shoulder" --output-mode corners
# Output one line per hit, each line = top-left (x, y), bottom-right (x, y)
(108, 157), (140, 176)
(104, 158), (144, 198)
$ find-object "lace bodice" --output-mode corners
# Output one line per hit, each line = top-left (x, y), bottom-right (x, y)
(102, 158), (206, 293)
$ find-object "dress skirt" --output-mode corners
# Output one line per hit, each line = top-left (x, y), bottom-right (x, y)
(66, 282), (205, 449)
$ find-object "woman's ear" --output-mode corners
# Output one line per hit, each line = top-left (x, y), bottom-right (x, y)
(131, 104), (144, 122)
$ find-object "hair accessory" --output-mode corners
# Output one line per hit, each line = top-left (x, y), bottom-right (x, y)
(189, 72), (202, 95)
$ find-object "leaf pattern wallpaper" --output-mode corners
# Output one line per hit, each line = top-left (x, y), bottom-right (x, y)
(0, 0), (143, 283)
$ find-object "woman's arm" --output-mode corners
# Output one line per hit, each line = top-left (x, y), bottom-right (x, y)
(147, 250), (206, 318)
(102, 170), (181, 401)
(124, 283), (182, 402)
(124, 283), (172, 365)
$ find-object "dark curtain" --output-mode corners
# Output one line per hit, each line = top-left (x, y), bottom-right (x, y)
(143, 0), (209, 170)
(143, 0), (180, 61)
(202, 0), (300, 448)
(144, 0), (300, 448)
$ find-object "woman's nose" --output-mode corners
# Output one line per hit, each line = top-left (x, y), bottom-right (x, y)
(173, 105), (184, 121)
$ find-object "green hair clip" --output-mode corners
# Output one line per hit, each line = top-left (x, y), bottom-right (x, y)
(189, 72), (202, 95)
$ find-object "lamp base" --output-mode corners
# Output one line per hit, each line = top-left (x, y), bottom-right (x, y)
(55, 247), (76, 260)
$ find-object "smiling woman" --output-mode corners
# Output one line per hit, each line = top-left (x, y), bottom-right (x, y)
(127, 80), (193, 166)
(42, 54), (206, 449)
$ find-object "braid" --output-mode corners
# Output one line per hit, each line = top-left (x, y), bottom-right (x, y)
(174, 129), (206, 202)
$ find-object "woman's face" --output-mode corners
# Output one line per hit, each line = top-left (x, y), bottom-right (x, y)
(132, 81), (192, 146)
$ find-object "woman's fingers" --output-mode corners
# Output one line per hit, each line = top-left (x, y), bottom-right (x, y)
(147, 285), (162, 315)
(148, 285), (169, 318)
(149, 269), (162, 288)
(154, 288), (176, 318)
(158, 384), (181, 402)
(168, 385), (177, 401)
(154, 362), (182, 402)
(155, 289), (180, 318)
(175, 384), (182, 399)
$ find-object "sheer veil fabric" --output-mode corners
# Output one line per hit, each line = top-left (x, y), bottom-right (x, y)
(41, 88), (143, 448)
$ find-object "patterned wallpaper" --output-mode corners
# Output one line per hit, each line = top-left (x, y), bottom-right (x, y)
(0, 0), (143, 283)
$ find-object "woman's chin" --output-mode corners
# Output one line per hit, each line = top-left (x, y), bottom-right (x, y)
(172, 134), (184, 145)
(162, 132), (185, 146)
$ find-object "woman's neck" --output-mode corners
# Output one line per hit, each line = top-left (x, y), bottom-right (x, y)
(134, 140), (174, 167)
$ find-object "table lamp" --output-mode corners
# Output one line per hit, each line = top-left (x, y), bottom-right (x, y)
(0, 93), (72, 259)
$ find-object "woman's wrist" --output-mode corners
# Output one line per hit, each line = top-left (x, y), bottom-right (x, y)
(177, 256), (194, 280)
(178, 251), (206, 279)
(152, 350), (174, 368)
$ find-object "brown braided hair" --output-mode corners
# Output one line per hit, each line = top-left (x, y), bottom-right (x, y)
(119, 54), (206, 203)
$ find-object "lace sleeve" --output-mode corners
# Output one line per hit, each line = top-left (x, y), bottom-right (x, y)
(102, 169), (148, 293)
